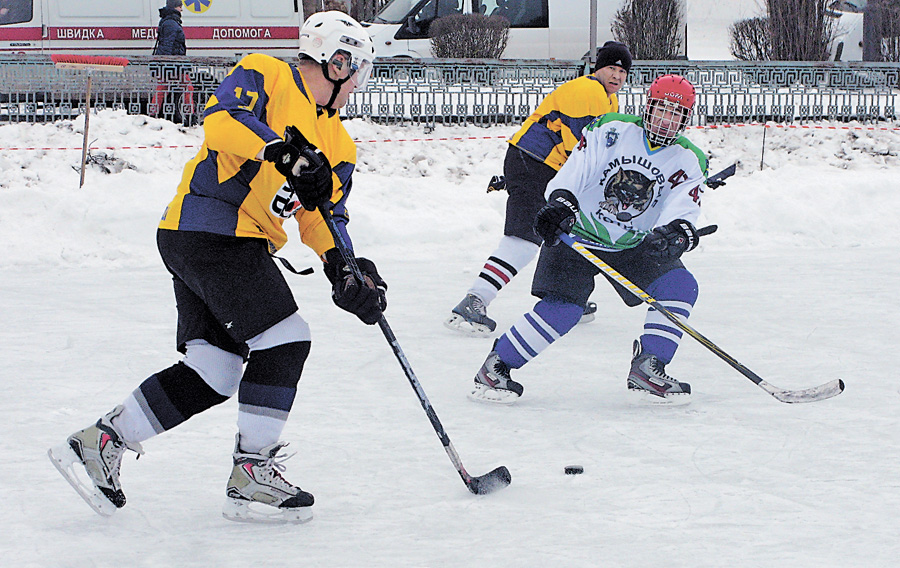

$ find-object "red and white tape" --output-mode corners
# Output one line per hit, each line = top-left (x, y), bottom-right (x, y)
(688, 122), (900, 131)
(0, 144), (202, 151)
(0, 123), (897, 151)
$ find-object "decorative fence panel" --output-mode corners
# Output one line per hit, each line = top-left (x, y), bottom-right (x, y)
(1, 55), (897, 127)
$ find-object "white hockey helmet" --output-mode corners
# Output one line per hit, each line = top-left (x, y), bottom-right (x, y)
(298, 11), (376, 90)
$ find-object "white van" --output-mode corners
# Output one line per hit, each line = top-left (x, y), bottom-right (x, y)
(829, 9), (864, 61)
(363, 0), (635, 60)
(0, 0), (302, 58)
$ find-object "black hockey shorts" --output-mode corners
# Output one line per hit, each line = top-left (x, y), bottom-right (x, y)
(531, 242), (686, 307)
(503, 145), (559, 245)
(156, 229), (299, 359)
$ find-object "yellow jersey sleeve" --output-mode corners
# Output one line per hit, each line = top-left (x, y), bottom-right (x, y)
(159, 54), (358, 256)
(508, 75), (617, 170)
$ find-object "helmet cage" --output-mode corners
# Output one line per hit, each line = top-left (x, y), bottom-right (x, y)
(642, 97), (692, 147)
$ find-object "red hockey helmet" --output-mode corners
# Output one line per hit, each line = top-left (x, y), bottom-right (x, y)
(642, 74), (696, 147)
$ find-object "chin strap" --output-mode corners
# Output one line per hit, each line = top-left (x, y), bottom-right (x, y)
(319, 61), (350, 112)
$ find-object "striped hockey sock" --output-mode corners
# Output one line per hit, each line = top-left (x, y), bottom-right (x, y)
(237, 342), (309, 453)
(494, 297), (583, 368)
(469, 236), (540, 305)
(640, 268), (698, 364)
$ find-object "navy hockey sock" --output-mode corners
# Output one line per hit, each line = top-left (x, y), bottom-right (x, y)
(641, 268), (698, 363)
(237, 341), (310, 453)
(128, 362), (230, 435)
(495, 297), (583, 368)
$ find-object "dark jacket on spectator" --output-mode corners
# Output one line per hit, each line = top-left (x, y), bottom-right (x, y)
(153, 7), (186, 56)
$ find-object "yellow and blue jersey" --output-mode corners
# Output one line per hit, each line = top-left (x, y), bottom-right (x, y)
(508, 75), (618, 171)
(159, 53), (356, 256)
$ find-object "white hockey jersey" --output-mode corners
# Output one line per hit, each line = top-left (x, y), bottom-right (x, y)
(546, 113), (708, 252)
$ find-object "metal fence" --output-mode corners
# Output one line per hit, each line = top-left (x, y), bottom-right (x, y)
(1, 54), (898, 127)
(0, 54), (234, 125)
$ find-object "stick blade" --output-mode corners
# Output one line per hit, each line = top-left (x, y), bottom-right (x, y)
(763, 378), (845, 403)
(466, 466), (511, 495)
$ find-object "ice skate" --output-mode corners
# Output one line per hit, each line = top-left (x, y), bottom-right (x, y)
(48, 405), (144, 517)
(579, 301), (597, 324)
(444, 294), (497, 337)
(223, 435), (314, 525)
(626, 340), (691, 406)
(468, 349), (524, 404)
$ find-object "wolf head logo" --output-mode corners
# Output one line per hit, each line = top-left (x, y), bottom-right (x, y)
(601, 168), (656, 219)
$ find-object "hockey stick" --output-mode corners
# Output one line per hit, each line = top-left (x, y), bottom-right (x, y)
(559, 231), (844, 403)
(318, 205), (511, 495)
(705, 163), (736, 188)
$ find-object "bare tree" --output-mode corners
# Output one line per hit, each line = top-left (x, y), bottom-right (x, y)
(349, 0), (391, 22)
(865, 0), (900, 62)
(302, 0), (321, 19)
(884, 0), (900, 61)
(728, 1), (839, 61)
(611, 0), (684, 60)
(302, 0), (390, 21)
(730, 17), (771, 60)
(430, 14), (510, 58)
(766, 0), (835, 60)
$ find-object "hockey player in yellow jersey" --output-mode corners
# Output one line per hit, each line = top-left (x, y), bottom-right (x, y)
(159, 46), (363, 255)
(445, 41), (632, 337)
(49, 12), (382, 524)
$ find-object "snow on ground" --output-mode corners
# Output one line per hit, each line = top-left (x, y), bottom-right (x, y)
(2, 110), (900, 567)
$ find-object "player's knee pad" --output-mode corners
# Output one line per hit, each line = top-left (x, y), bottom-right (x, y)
(246, 312), (311, 352)
(647, 268), (698, 306)
(183, 339), (244, 397)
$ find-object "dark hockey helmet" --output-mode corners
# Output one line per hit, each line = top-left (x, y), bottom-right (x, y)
(642, 74), (695, 147)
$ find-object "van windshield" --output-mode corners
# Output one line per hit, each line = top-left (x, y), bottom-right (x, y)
(371, 0), (421, 24)
(0, 0), (33, 26)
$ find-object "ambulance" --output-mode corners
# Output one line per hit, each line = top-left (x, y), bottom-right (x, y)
(0, 0), (303, 58)
(363, 0), (641, 60)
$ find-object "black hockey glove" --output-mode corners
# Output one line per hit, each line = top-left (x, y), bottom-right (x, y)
(534, 189), (579, 246)
(641, 219), (700, 261)
(264, 126), (333, 211)
(323, 249), (387, 325)
(486, 175), (507, 192)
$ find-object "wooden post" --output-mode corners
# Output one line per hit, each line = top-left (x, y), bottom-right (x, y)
(760, 123), (767, 171)
(79, 75), (92, 188)
(50, 54), (129, 188)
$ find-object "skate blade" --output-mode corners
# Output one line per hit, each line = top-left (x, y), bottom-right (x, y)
(223, 497), (313, 525)
(467, 382), (520, 405)
(47, 444), (117, 517)
(625, 387), (692, 407)
(443, 314), (494, 338)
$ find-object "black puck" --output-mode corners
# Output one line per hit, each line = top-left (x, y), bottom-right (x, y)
(564, 465), (584, 475)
